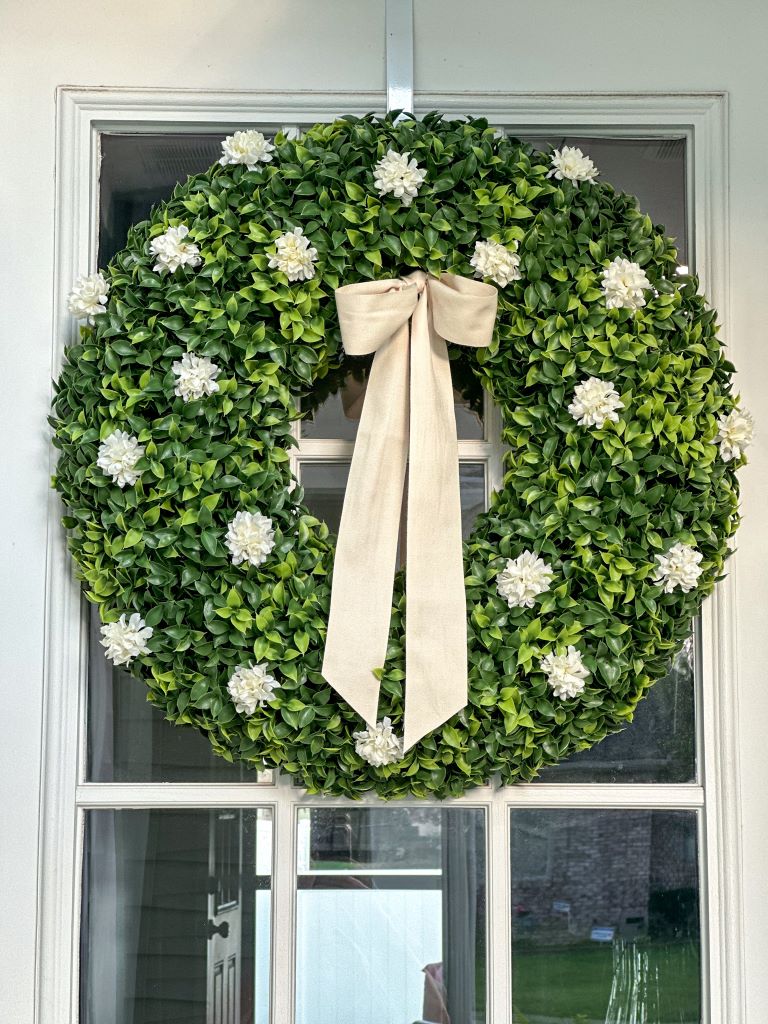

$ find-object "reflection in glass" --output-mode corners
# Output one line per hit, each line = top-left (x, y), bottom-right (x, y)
(81, 808), (272, 1024)
(300, 461), (486, 540)
(510, 809), (700, 1024)
(296, 808), (486, 1024)
(537, 638), (696, 784)
(300, 358), (485, 441)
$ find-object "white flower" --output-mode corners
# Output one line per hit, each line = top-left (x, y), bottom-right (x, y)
(715, 407), (755, 462)
(373, 149), (426, 207)
(100, 612), (153, 666)
(68, 272), (110, 318)
(548, 146), (599, 184)
(470, 239), (522, 287)
(97, 430), (145, 488)
(227, 662), (278, 715)
(540, 646), (590, 700)
(497, 550), (555, 609)
(568, 377), (624, 429)
(225, 510), (275, 567)
(268, 227), (318, 282)
(172, 352), (221, 403)
(219, 129), (275, 170)
(601, 257), (651, 311)
(653, 542), (703, 594)
(353, 717), (404, 767)
(149, 225), (202, 275)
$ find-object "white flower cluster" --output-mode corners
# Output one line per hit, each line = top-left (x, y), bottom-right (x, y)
(353, 717), (404, 766)
(219, 129), (275, 170)
(227, 662), (278, 715)
(548, 146), (599, 184)
(172, 352), (221, 403)
(149, 225), (202, 275)
(225, 511), (275, 567)
(497, 550), (555, 609)
(715, 407), (755, 462)
(268, 227), (318, 282)
(540, 645), (590, 700)
(568, 377), (624, 429)
(601, 257), (651, 311)
(100, 612), (153, 666)
(470, 239), (522, 287)
(653, 542), (703, 594)
(68, 272), (110, 319)
(97, 430), (145, 488)
(373, 149), (426, 207)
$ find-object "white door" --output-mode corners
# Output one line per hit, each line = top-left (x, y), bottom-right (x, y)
(2, 4), (767, 1023)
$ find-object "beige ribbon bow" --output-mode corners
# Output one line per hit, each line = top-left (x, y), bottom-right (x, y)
(322, 271), (498, 751)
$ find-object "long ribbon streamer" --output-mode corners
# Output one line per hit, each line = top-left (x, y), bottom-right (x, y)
(322, 271), (498, 750)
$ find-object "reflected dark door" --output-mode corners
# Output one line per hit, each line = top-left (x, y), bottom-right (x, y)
(207, 811), (243, 1024)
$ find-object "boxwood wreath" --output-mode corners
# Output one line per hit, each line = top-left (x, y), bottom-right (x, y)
(52, 113), (751, 798)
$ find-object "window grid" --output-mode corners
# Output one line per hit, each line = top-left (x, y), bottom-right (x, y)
(64, 113), (716, 1024)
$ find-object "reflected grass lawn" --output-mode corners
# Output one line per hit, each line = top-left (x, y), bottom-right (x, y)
(512, 941), (700, 1024)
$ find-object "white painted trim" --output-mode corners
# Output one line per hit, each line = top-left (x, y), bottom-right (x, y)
(38, 87), (741, 1024)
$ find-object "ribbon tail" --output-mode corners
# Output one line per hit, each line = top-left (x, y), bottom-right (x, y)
(322, 318), (410, 729)
(402, 289), (468, 751)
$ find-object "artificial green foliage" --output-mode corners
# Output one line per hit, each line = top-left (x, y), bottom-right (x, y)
(52, 113), (741, 797)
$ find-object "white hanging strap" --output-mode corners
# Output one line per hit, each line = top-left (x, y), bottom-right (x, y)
(385, 0), (414, 114)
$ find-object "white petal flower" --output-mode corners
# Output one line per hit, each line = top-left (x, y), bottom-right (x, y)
(225, 510), (276, 567)
(267, 227), (318, 282)
(373, 149), (426, 207)
(100, 612), (153, 666)
(497, 550), (555, 609)
(548, 146), (599, 184)
(715, 407), (755, 462)
(149, 225), (202, 275)
(568, 377), (624, 429)
(653, 542), (703, 594)
(97, 430), (145, 488)
(172, 352), (221, 403)
(227, 662), (278, 715)
(68, 272), (110, 318)
(353, 717), (404, 767)
(601, 257), (651, 311)
(470, 239), (522, 287)
(540, 645), (590, 700)
(219, 129), (275, 170)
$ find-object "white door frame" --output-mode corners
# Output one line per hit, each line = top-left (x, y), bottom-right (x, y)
(39, 87), (741, 1024)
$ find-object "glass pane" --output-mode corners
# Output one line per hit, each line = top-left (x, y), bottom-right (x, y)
(296, 807), (486, 1024)
(510, 809), (700, 1024)
(523, 135), (688, 265)
(300, 357), (485, 441)
(81, 808), (272, 1024)
(300, 461), (486, 541)
(536, 639), (696, 783)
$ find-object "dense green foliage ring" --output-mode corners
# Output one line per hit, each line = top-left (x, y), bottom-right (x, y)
(52, 114), (741, 797)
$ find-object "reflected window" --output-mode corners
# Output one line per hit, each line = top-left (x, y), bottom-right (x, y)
(296, 808), (486, 1024)
(511, 809), (700, 1024)
(81, 808), (273, 1024)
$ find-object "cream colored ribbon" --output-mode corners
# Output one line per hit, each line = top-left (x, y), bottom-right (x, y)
(322, 271), (498, 750)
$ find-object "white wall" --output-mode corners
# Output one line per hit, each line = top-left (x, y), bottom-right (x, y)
(1, 1), (767, 1020)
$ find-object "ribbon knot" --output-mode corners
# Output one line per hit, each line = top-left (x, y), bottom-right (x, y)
(322, 272), (498, 750)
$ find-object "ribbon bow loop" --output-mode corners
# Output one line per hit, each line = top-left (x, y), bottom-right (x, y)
(323, 272), (498, 751)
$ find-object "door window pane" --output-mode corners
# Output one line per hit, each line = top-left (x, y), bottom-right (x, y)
(296, 807), (486, 1024)
(510, 809), (700, 1024)
(300, 357), (485, 440)
(300, 461), (486, 539)
(536, 639), (696, 783)
(81, 808), (272, 1024)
